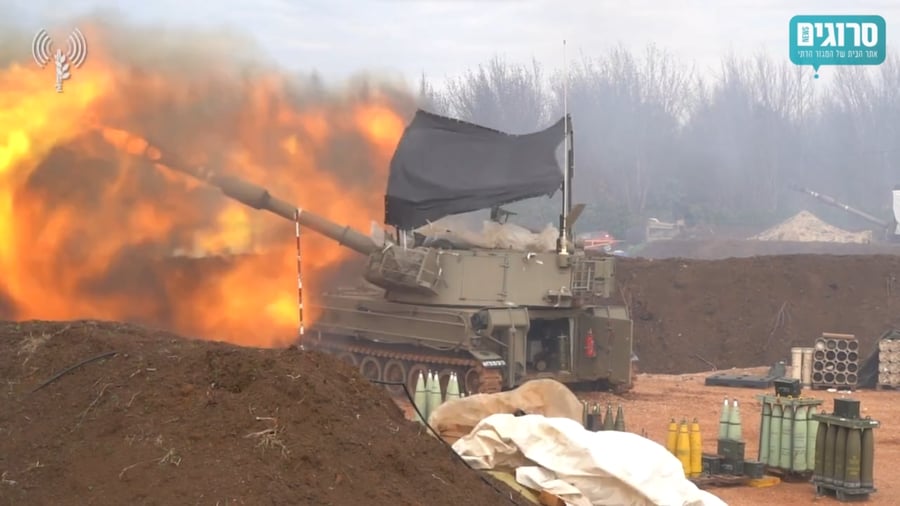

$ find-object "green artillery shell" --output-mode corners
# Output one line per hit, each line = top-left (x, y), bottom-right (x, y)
(727, 399), (742, 441)
(823, 422), (837, 484)
(779, 404), (792, 469)
(769, 404), (783, 468)
(414, 370), (427, 424)
(792, 405), (808, 472)
(614, 405), (625, 432)
(861, 428), (874, 489)
(814, 420), (827, 479)
(833, 426), (847, 487)
(806, 406), (818, 472)
(718, 397), (730, 440)
(603, 404), (615, 430)
(844, 428), (862, 489)
(759, 401), (771, 465)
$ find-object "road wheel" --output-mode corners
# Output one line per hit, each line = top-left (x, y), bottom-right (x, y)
(335, 351), (358, 368)
(464, 367), (481, 396)
(382, 359), (408, 396)
(359, 356), (383, 382)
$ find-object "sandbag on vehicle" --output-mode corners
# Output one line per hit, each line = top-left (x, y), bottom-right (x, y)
(427, 378), (583, 443)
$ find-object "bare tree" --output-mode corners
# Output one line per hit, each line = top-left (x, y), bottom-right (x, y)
(416, 72), (449, 113)
(419, 45), (900, 238)
(440, 55), (552, 133)
(546, 44), (692, 225)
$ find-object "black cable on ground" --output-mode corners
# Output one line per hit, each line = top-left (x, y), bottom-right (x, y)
(370, 379), (524, 505)
(30, 351), (118, 394)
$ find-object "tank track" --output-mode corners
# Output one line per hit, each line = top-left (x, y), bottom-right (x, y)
(310, 337), (504, 397)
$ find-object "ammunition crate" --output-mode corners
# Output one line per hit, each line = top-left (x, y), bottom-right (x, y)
(774, 378), (802, 397)
(701, 454), (721, 475)
(812, 409), (881, 494)
(812, 335), (860, 389)
(834, 398), (860, 419)
(717, 438), (746, 462)
(744, 460), (765, 479)
(720, 457), (744, 476)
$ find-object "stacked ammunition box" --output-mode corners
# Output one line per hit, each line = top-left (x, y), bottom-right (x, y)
(711, 398), (766, 479)
(811, 398), (880, 501)
(811, 333), (860, 390)
(877, 338), (900, 388)
(716, 439), (745, 475)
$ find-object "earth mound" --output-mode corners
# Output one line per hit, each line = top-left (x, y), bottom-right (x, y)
(0, 320), (527, 506)
(750, 210), (873, 244)
(635, 238), (900, 259)
(616, 255), (900, 374)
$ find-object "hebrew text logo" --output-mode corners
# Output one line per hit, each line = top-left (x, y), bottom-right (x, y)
(790, 16), (886, 78)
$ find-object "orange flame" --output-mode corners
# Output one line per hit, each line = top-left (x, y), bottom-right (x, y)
(0, 27), (409, 347)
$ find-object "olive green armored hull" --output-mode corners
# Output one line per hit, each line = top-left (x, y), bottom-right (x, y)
(303, 247), (634, 396)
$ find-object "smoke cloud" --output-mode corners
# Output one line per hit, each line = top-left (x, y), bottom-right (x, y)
(0, 11), (416, 345)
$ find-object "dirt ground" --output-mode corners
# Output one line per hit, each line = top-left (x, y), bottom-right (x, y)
(579, 368), (899, 505)
(7, 241), (900, 506)
(635, 238), (900, 260)
(614, 253), (900, 374)
(0, 320), (531, 506)
(392, 367), (899, 505)
(3, 324), (899, 506)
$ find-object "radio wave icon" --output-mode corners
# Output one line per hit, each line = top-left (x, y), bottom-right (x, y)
(66, 28), (88, 68)
(32, 29), (53, 68)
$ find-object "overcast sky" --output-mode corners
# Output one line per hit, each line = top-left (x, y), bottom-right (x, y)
(7, 0), (900, 88)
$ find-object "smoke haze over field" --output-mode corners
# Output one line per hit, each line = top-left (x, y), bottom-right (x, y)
(419, 50), (900, 239)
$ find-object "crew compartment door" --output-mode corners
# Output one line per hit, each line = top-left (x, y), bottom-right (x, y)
(574, 307), (633, 385)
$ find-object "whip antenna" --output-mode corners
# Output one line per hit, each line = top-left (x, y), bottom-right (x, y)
(559, 39), (571, 254)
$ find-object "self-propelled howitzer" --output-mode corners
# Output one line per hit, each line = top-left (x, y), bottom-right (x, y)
(130, 112), (634, 396)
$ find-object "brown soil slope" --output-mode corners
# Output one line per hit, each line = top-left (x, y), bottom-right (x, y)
(616, 255), (900, 373)
(0, 320), (527, 506)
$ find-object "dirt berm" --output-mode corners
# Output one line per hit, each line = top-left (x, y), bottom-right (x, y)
(0, 320), (530, 506)
(616, 254), (900, 374)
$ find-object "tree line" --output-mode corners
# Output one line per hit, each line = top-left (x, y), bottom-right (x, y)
(416, 45), (900, 240)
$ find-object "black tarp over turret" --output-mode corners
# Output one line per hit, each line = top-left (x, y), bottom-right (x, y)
(384, 110), (565, 230)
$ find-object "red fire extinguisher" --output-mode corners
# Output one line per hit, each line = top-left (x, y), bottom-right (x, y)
(584, 328), (596, 358)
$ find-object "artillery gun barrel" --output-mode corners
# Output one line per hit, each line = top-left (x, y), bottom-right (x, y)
(130, 139), (380, 256)
(208, 172), (381, 255)
(789, 184), (891, 228)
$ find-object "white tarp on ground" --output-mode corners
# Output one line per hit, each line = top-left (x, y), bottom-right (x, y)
(452, 414), (727, 506)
